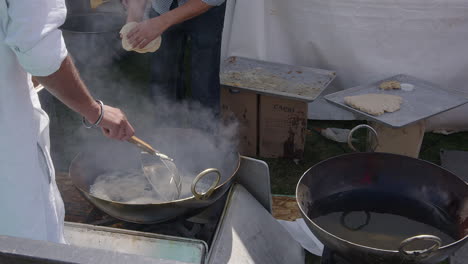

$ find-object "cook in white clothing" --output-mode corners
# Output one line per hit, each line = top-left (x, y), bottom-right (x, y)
(0, 0), (135, 243)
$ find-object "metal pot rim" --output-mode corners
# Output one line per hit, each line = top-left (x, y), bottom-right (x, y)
(69, 151), (241, 206)
(295, 152), (468, 253)
(61, 12), (125, 34)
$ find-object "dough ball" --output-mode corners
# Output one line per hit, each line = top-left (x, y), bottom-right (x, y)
(379, 80), (401, 90)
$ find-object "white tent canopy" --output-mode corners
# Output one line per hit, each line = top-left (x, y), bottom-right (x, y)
(221, 0), (468, 132)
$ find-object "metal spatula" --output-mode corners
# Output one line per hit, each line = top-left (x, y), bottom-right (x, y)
(127, 136), (182, 201)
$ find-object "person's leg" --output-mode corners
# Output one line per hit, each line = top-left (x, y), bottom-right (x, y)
(186, 3), (226, 116)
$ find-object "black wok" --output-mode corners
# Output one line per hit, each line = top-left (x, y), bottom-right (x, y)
(296, 125), (468, 264)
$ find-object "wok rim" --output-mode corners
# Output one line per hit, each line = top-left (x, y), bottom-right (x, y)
(295, 152), (468, 254)
(69, 151), (241, 206)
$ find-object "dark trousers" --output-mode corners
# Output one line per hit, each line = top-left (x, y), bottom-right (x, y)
(149, 3), (226, 115)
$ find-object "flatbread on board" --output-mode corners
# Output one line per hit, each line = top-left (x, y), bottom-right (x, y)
(120, 22), (162, 53)
(344, 93), (402, 116)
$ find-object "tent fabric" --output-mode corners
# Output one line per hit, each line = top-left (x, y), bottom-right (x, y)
(221, 0), (468, 131)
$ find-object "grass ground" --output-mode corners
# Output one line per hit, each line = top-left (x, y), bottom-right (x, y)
(264, 120), (468, 195)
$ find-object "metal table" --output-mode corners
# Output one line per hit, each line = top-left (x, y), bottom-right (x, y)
(325, 74), (468, 157)
(220, 56), (336, 102)
(325, 74), (468, 128)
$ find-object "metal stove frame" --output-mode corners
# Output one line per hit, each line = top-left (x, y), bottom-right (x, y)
(0, 156), (284, 264)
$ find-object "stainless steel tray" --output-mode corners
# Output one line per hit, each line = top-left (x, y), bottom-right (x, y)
(325, 74), (468, 128)
(220, 56), (336, 102)
(64, 222), (207, 264)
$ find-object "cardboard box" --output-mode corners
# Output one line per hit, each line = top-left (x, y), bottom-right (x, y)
(259, 95), (307, 159)
(369, 121), (425, 158)
(220, 86), (258, 157)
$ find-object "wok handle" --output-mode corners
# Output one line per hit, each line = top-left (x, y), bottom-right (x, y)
(398, 235), (442, 258)
(191, 168), (221, 200)
(348, 124), (379, 152)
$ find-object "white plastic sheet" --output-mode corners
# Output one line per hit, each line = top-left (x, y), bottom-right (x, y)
(222, 0), (468, 131)
(277, 218), (324, 256)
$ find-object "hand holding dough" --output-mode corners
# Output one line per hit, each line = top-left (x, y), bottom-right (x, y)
(120, 22), (162, 53)
(344, 94), (402, 116)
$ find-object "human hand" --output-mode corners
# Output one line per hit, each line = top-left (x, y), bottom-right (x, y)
(127, 17), (169, 49)
(97, 105), (135, 140)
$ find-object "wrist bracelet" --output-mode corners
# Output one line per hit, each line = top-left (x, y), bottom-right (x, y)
(82, 100), (104, 129)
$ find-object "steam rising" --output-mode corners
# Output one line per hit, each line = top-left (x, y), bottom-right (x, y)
(60, 12), (238, 204)
(78, 91), (239, 203)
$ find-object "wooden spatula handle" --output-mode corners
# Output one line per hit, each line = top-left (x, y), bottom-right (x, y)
(128, 136), (156, 155)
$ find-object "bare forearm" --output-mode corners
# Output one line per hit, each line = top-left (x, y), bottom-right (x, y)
(126, 0), (214, 48)
(34, 56), (100, 123)
(159, 0), (212, 29)
(127, 0), (148, 22)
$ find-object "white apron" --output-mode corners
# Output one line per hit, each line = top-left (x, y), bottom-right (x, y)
(0, 0), (68, 243)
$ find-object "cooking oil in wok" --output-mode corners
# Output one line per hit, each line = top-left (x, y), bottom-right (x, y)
(311, 190), (457, 250)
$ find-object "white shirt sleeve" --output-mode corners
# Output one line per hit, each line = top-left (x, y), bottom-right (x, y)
(4, 0), (68, 76)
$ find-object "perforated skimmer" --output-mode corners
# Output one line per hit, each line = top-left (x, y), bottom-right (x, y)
(127, 136), (182, 201)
